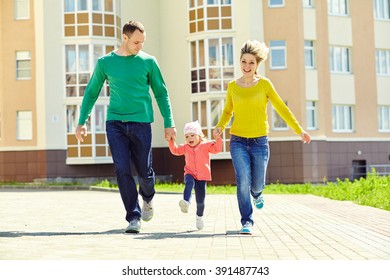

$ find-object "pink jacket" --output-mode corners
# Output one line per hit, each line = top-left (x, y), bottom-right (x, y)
(169, 138), (223, 181)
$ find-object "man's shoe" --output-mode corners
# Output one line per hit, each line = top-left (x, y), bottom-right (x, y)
(125, 219), (141, 233)
(141, 200), (154, 222)
(179, 199), (190, 213)
(196, 215), (204, 230)
(253, 195), (264, 209)
(239, 222), (253, 235)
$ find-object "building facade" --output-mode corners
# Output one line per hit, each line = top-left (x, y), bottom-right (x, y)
(0, 0), (389, 184)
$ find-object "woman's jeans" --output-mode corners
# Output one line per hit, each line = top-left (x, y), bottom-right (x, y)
(230, 135), (269, 226)
(106, 121), (155, 223)
(184, 174), (206, 217)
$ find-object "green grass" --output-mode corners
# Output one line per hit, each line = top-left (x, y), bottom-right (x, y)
(97, 172), (390, 211)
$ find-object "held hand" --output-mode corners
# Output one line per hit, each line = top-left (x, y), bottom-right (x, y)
(165, 127), (177, 141)
(213, 127), (222, 140)
(75, 125), (87, 142)
(300, 131), (311, 144)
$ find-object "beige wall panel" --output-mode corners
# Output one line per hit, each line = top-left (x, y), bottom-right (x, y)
(330, 74), (355, 104)
(303, 8), (316, 39)
(121, 0), (189, 147)
(350, 0), (378, 137)
(305, 70), (319, 100)
(1, 0), (36, 147)
(41, 0), (67, 149)
(377, 77), (390, 104)
(263, 0), (306, 134)
(328, 16), (352, 46)
(374, 21), (390, 48)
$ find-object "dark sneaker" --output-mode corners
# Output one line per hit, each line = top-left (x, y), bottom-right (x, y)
(179, 199), (190, 213)
(125, 219), (141, 233)
(253, 195), (264, 209)
(141, 200), (154, 222)
(239, 222), (253, 235)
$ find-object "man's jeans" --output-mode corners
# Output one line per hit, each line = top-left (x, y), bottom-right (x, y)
(230, 135), (269, 226)
(184, 174), (206, 217)
(106, 121), (155, 222)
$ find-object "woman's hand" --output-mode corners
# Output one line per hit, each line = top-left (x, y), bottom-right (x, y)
(213, 127), (222, 140)
(300, 131), (311, 144)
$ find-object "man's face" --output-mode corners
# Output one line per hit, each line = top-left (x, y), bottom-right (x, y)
(124, 30), (145, 55)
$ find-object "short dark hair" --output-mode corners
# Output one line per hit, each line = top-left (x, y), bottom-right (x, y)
(122, 20), (145, 37)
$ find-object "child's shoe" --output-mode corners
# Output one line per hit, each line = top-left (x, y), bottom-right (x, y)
(239, 221), (252, 235)
(179, 199), (190, 213)
(196, 215), (204, 230)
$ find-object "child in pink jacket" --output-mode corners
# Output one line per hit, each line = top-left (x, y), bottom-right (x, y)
(168, 120), (222, 230)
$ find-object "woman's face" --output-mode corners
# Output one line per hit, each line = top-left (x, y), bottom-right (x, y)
(185, 133), (201, 147)
(240, 53), (258, 77)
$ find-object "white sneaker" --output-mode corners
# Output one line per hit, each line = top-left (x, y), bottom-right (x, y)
(125, 219), (141, 233)
(179, 200), (190, 213)
(196, 215), (204, 230)
(141, 200), (153, 222)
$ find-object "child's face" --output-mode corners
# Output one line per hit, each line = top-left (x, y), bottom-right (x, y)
(185, 133), (201, 147)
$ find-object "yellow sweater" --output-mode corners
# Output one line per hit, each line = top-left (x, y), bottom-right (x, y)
(216, 77), (303, 138)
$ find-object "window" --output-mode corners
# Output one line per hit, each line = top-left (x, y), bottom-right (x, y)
(16, 51), (31, 79)
(303, 0), (314, 7)
(378, 106), (390, 132)
(374, 0), (390, 20)
(376, 49), (390, 75)
(332, 105), (354, 132)
(17, 111), (33, 140)
(192, 98), (231, 153)
(64, 0), (118, 37)
(305, 40), (315, 68)
(328, 0), (348, 15)
(272, 104), (288, 131)
(190, 38), (234, 94)
(15, 0), (29, 19)
(306, 101), (318, 130)
(188, 0), (233, 33)
(270, 40), (286, 69)
(269, 0), (284, 7)
(330, 46), (351, 73)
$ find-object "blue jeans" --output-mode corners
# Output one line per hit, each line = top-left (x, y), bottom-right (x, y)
(106, 121), (155, 222)
(230, 135), (269, 226)
(184, 174), (206, 217)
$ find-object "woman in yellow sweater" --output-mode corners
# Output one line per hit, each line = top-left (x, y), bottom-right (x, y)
(213, 40), (311, 235)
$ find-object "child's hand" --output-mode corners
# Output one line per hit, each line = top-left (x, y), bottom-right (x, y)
(213, 127), (222, 140)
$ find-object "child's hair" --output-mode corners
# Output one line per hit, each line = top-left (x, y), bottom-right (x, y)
(184, 120), (206, 139)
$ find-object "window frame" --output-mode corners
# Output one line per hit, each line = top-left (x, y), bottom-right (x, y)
(332, 105), (354, 132)
(303, 0), (314, 8)
(269, 0), (285, 8)
(14, 0), (30, 20)
(330, 46), (351, 73)
(376, 49), (390, 75)
(306, 101), (318, 130)
(328, 0), (349, 16)
(270, 40), (287, 70)
(304, 40), (316, 69)
(16, 111), (33, 140)
(16, 51), (31, 80)
(374, 0), (390, 20)
(378, 105), (390, 132)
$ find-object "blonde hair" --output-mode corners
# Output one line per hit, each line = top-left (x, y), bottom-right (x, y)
(240, 40), (269, 64)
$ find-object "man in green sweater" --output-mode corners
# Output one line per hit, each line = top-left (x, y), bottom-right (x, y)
(75, 20), (176, 233)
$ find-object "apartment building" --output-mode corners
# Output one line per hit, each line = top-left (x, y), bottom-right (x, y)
(0, 0), (389, 184)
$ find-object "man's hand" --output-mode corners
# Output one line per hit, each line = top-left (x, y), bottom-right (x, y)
(165, 127), (177, 141)
(75, 125), (87, 142)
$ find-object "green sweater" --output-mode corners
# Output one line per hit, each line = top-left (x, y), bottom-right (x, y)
(78, 51), (175, 128)
(216, 78), (303, 138)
